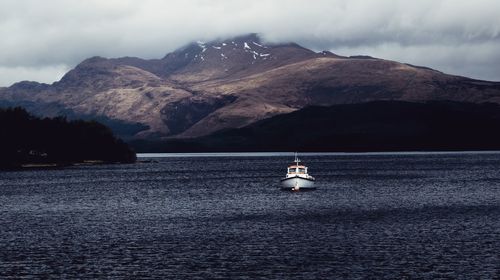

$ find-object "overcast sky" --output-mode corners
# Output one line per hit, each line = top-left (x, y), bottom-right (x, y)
(1, 0), (500, 86)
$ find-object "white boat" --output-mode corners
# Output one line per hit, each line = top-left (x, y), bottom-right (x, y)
(280, 153), (316, 191)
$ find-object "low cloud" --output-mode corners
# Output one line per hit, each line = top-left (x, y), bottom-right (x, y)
(1, 0), (500, 86)
(0, 65), (68, 87)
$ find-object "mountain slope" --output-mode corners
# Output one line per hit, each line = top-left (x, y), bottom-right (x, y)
(1, 34), (500, 140)
(131, 101), (500, 152)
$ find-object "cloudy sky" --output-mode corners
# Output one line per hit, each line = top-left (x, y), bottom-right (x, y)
(1, 0), (500, 86)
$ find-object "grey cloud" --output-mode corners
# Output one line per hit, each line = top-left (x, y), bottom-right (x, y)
(1, 0), (500, 86)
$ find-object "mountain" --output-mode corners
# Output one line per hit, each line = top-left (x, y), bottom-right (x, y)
(1, 33), (500, 140)
(130, 101), (500, 152)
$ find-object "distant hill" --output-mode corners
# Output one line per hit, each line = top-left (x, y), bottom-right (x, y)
(130, 101), (500, 152)
(0, 107), (136, 169)
(1, 34), (500, 141)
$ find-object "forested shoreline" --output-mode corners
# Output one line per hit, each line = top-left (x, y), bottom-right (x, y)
(0, 107), (136, 169)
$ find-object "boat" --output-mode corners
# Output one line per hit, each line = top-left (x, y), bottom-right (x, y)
(280, 153), (316, 191)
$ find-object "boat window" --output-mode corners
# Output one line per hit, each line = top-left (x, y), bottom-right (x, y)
(288, 168), (296, 173)
(298, 168), (306, 173)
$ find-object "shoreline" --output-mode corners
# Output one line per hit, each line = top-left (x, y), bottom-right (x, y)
(1, 160), (132, 171)
(4, 150), (499, 169)
(137, 150), (500, 158)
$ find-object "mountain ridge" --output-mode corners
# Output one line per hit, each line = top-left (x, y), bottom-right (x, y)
(1, 33), (500, 140)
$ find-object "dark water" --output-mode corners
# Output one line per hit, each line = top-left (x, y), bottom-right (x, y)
(1, 152), (499, 279)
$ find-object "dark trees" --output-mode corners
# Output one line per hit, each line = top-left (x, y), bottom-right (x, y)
(0, 107), (136, 168)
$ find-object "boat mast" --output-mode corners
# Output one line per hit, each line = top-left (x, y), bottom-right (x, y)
(294, 152), (300, 165)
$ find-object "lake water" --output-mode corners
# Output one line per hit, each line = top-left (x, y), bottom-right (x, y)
(0, 152), (499, 279)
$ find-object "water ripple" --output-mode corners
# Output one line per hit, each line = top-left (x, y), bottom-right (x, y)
(1, 153), (499, 278)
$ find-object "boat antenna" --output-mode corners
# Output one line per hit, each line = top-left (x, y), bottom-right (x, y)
(295, 152), (300, 164)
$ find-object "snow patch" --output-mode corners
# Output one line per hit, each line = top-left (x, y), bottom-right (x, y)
(194, 53), (205, 62)
(222, 43), (227, 46)
(252, 41), (266, 48)
(244, 42), (251, 50)
(213, 46), (222, 50)
(197, 41), (207, 53)
(245, 49), (271, 60)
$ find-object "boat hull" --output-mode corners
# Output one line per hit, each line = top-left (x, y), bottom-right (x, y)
(280, 176), (315, 190)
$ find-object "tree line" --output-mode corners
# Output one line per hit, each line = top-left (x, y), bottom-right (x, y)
(0, 107), (136, 169)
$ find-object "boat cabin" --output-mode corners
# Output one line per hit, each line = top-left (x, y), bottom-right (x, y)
(288, 165), (307, 174)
